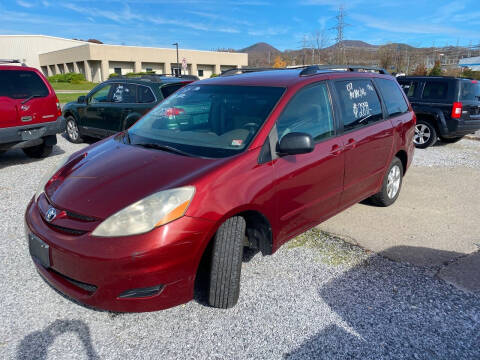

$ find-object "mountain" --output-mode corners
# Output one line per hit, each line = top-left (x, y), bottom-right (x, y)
(239, 42), (280, 54)
(325, 40), (378, 50)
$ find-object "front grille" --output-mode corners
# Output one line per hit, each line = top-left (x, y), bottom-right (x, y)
(50, 269), (97, 294)
(65, 210), (97, 222)
(48, 223), (87, 235)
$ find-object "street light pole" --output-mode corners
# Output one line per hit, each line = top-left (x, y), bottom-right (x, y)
(172, 42), (179, 76)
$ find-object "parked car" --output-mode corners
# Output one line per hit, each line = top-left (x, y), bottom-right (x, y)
(62, 75), (196, 143)
(0, 62), (65, 157)
(26, 66), (415, 312)
(397, 76), (480, 148)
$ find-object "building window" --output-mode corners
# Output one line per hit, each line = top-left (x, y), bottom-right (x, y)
(198, 69), (204, 77)
(114, 67), (122, 75)
(172, 67), (181, 77)
(146, 67), (153, 72)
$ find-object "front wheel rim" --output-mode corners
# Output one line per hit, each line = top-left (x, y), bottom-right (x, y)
(414, 124), (431, 145)
(67, 120), (79, 140)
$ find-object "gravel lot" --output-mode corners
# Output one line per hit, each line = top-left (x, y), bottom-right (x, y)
(1, 136), (479, 360)
(412, 138), (480, 168)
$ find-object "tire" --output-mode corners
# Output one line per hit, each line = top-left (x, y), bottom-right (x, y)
(65, 116), (83, 143)
(22, 142), (53, 158)
(369, 157), (403, 207)
(413, 120), (437, 148)
(208, 216), (246, 309)
(439, 136), (463, 144)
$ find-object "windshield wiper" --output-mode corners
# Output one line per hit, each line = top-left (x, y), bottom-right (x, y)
(134, 142), (194, 157)
(21, 94), (42, 104)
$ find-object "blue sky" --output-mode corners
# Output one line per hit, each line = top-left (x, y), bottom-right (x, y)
(1, 0), (479, 51)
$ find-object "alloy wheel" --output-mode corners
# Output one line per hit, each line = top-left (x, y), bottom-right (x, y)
(413, 124), (431, 145)
(67, 119), (79, 141)
(386, 164), (401, 199)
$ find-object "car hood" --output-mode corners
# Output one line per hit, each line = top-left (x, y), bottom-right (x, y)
(46, 137), (222, 219)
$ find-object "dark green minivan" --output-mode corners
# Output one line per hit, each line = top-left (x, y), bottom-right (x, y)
(62, 75), (195, 143)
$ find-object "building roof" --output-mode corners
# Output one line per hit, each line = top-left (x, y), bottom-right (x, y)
(459, 56), (480, 67)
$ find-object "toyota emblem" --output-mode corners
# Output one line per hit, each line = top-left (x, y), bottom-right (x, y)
(45, 207), (57, 222)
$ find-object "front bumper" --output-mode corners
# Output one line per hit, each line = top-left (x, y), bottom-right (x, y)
(25, 198), (216, 312)
(0, 116), (66, 147)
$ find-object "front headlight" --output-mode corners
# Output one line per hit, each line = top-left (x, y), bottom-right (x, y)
(92, 186), (195, 237)
(34, 155), (70, 202)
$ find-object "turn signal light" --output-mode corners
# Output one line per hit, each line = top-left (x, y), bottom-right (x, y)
(451, 102), (462, 119)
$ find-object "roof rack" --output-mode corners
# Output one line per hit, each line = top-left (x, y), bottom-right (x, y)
(219, 67), (278, 76)
(108, 74), (199, 83)
(0, 59), (27, 66)
(299, 65), (389, 76)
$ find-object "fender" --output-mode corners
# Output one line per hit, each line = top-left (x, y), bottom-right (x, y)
(412, 105), (449, 136)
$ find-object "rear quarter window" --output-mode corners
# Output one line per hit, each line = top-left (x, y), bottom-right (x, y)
(375, 78), (409, 117)
(422, 81), (448, 100)
(459, 81), (480, 102)
(0, 70), (49, 99)
(161, 83), (185, 99)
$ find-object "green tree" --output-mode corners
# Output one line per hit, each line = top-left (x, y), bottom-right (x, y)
(428, 60), (442, 76)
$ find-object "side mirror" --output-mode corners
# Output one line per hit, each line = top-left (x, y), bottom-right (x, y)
(77, 95), (86, 103)
(277, 132), (314, 156)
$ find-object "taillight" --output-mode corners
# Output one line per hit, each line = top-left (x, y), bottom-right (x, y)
(451, 102), (462, 119)
(56, 100), (62, 117)
(165, 107), (184, 117)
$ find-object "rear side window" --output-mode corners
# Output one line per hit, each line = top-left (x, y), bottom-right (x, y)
(460, 81), (480, 101)
(422, 81), (448, 100)
(276, 82), (334, 142)
(399, 80), (418, 97)
(375, 78), (409, 117)
(334, 79), (383, 131)
(111, 83), (137, 103)
(0, 70), (49, 99)
(161, 83), (185, 99)
(138, 86), (155, 103)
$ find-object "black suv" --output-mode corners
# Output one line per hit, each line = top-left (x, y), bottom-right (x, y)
(62, 75), (196, 143)
(397, 76), (480, 148)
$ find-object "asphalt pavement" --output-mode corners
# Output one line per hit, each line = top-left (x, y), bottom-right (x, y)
(0, 136), (479, 360)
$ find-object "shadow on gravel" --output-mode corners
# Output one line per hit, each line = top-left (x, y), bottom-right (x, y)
(16, 319), (99, 360)
(0, 146), (66, 170)
(285, 246), (480, 359)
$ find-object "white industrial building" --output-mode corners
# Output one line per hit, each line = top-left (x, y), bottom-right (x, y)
(0, 35), (248, 81)
(459, 56), (480, 71)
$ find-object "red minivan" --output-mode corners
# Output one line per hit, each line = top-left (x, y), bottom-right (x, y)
(25, 66), (415, 312)
(0, 63), (65, 157)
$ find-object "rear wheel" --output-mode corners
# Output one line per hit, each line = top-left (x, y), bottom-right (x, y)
(208, 216), (246, 309)
(369, 157), (403, 207)
(439, 136), (463, 143)
(65, 116), (83, 143)
(414, 120), (437, 148)
(22, 142), (53, 158)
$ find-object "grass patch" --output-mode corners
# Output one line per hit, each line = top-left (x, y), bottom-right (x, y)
(57, 93), (82, 104)
(51, 82), (96, 91)
(287, 228), (368, 267)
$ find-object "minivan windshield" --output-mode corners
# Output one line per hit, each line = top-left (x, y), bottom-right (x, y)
(0, 70), (49, 99)
(460, 80), (480, 101)
(128, 84), (285, 158)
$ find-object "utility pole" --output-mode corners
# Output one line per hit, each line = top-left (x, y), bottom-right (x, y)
(172, 42), (179, 76)
(330, 5), (347, 64)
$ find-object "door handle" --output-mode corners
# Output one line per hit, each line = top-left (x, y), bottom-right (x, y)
(331, 144), (342, 156)
(345, 138), (356, 149)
